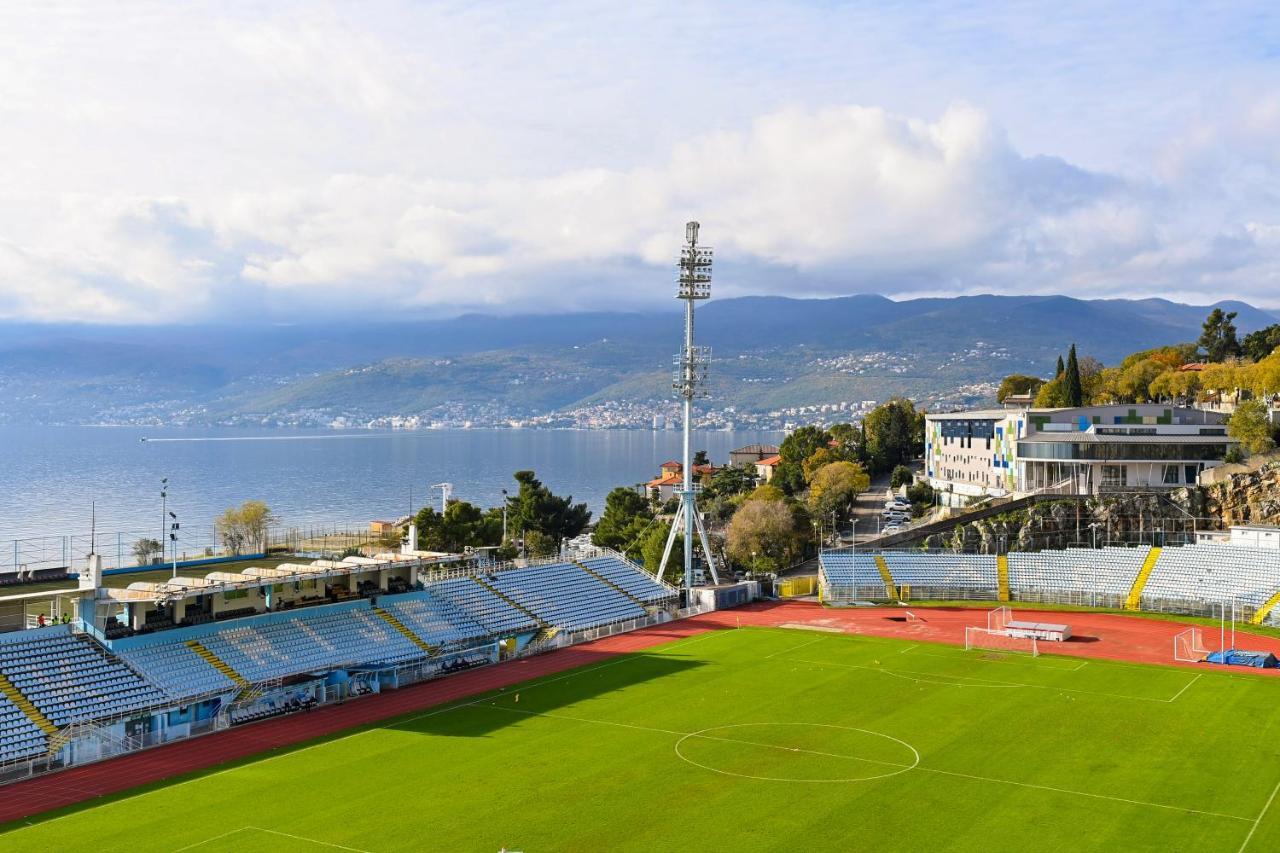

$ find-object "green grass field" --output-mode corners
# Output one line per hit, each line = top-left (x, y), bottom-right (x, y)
(7, 626), (1280, 852)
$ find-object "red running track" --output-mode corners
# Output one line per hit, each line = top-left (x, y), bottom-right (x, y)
(2, 601), (1277, 825)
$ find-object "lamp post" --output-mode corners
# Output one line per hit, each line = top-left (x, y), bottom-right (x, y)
(501, 489), (509, 546)
(168, 511), (179, 578)
(159, 478), (167, 566)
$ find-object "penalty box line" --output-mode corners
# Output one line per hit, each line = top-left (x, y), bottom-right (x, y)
(781, 656), (1200, 703)
(478, 701), (1252, 823)
(172, 826), (374, 853)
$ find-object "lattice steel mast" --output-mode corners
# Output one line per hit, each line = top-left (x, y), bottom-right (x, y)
(658, 221), (720, 593)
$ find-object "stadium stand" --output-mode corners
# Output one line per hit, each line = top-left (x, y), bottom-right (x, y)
(0, 627), (167, 727)
(577, 555), (677, 604)
(117, 642), (237, 701)
(1008, 546), (1151, 601)
(1142, 545), (1280, 612)
(883, 553), (997, 597)
(485, 562), (647, 631)
(429, 577), (541, 635)
(0, 550), (680, 776)
(820, 544), (1280, 624)
(0, 694), (48, 763)
(816, 551), (885, 589)
(379, 592), (490, 649)
(196, 605), (426, 682)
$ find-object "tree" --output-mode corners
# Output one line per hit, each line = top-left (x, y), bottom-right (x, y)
(639, 521), (682, 582)
(889, 464), (913, 488)
(1063, 343), (1083, 407)
(779, 426), (831, 466)
(806, 461), (871, 521)
(703, 465), (755, 499)
(725, 499), (803, 573)
(414, 501), (501, 552)
(1243, 324), (1280, 362)
(1055, 354), (1065, 377)
(863, 399), (924, 474)
(997, 374), (1045, 403)
(692, 449), (710, 467)
(828, 422), (868, 465)
(132, 537), (162, 566)
(592, 487), (653, 555)
(1228, 399), (1277, 455)
(215, 500), (278, 555)
(505, 470), (591, 546)
(1149, 370), (1201, 404)
(1198, 308), (1242, 362)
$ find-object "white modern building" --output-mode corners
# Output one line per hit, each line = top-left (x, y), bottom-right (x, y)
(925, 404), (1237, 505)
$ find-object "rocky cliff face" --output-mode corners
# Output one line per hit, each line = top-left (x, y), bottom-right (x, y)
(1190, 454), (1280, 527)
(923, 493), (1199, 554)
(916, 454), (1280, 553)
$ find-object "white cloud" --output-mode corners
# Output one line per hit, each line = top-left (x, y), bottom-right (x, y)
(1, 1), (1279, 322)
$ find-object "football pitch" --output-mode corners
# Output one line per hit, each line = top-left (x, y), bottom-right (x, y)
(6, 625), (1280, 852)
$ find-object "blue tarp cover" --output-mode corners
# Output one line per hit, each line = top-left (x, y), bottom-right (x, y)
(1205, 649), (1279, 668)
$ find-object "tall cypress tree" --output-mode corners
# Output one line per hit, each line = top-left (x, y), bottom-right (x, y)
(1064, 344), (1083, 407)
(1055, 354), (1065, 377)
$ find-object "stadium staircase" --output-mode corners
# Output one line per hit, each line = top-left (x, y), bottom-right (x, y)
(1124, 547), (1163, 610)
(185, 640), (248, 687)
(373, 607), (435, 654)
(473, 577), (546, 627)
(874, 555), (898, 598)
(1251, 589), (1280, 625)
(572, 560), (647, 607)
(997, 555), (1010, 602)
(0, 672), (57, 735)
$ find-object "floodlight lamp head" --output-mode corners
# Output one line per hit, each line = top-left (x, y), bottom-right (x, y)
(686, 221), (699, 245)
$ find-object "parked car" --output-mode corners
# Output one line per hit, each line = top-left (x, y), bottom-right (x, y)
(882, 523), (902, 534)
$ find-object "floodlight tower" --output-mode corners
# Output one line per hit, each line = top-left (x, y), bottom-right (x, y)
(658, 221), (720, 593)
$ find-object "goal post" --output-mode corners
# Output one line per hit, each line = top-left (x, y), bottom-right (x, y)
(965, 626), (1038, 657)
(1173, 627), (1211, 663)
(987, 606), (1012, 633)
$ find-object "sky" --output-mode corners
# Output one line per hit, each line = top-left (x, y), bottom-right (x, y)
(1, 0), (1279, 323)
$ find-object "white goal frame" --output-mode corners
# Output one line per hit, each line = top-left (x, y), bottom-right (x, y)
(1173, 627), (1211, 663)
(965, 626), (1039, 657)
(987, 606), (1012, 633)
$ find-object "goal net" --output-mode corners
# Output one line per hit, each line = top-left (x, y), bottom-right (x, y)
(987, 606), (1012, 633)
(1173, 627), (1211, 663)
(965, 626), (1038, 657)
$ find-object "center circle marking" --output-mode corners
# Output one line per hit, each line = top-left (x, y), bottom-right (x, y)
(674, 722), (920, 783)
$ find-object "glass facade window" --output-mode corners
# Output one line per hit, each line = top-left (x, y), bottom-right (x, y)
(939, 419), (996, 440)
(1018, 442), (1228, 461)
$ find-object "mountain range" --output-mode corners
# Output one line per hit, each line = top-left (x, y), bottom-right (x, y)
(0, 294), (1274, 427)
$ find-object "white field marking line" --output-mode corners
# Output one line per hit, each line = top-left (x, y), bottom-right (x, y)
(917, 766), (1252, 823)
(1239, 776), (1280, 851)
(782, 656), (1183, 703)
(902, 647), (1087, 671)
(897, 644), (921, 655)
(479, 701), (1251, 822)
(1167, 673), (1202, 703)
(171, 827), (251, 852)
(5, 627), (734, 836)
(480, 703), (912, 771)
(764, 636), (827, 659)
(246, 826), (374, 852)
(673, 723), (920, 784)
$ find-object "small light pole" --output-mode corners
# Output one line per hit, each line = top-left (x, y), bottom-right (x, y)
(501, 489), (509, 546)
(168, 511), (180, 578)
(159, 478), (168, 565)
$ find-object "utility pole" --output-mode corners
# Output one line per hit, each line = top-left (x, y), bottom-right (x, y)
(431, 483), (452, 515)
(658, 221), (720, 594)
